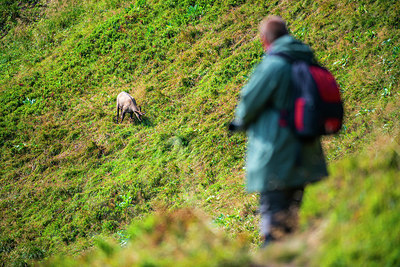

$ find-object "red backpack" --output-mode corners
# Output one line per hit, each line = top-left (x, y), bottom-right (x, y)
(271, 52), (344, 141)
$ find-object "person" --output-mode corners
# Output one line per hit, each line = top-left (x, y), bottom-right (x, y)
(229, 16), (328, 247)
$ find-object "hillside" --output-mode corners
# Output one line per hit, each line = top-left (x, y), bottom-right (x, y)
(0, 0), (399, 266)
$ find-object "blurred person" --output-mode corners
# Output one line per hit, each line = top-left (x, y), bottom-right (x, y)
(229, 16), (328, 247)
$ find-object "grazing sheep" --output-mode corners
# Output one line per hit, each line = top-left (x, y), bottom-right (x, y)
(116, 92), (145, 123)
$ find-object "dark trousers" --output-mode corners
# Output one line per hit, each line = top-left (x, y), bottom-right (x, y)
(259, 187), (304, 239)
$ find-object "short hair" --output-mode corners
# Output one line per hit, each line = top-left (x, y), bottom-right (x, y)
(259, 16), (288, 43)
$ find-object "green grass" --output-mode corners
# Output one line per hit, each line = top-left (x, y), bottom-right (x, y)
(0, 0), (399, 265)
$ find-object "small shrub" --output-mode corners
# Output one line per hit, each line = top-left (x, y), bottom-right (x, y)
(24, 245), (45, 260)
(0, 237), (16, 253)
(102, 220), (119, 232)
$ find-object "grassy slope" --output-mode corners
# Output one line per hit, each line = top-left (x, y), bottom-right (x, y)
(0, 0), (399, 265)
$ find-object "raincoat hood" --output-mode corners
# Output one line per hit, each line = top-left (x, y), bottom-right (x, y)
(269, 35), (315, 63)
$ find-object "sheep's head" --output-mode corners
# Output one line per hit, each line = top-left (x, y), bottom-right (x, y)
(134, 106), (146, 121)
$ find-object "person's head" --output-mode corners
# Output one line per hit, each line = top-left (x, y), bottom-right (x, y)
(259, 16), (288, 51)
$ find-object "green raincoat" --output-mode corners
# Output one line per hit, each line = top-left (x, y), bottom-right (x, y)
(234, 35), (328, 193)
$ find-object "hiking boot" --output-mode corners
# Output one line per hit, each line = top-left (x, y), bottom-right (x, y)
(261, 234), (275, 248)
